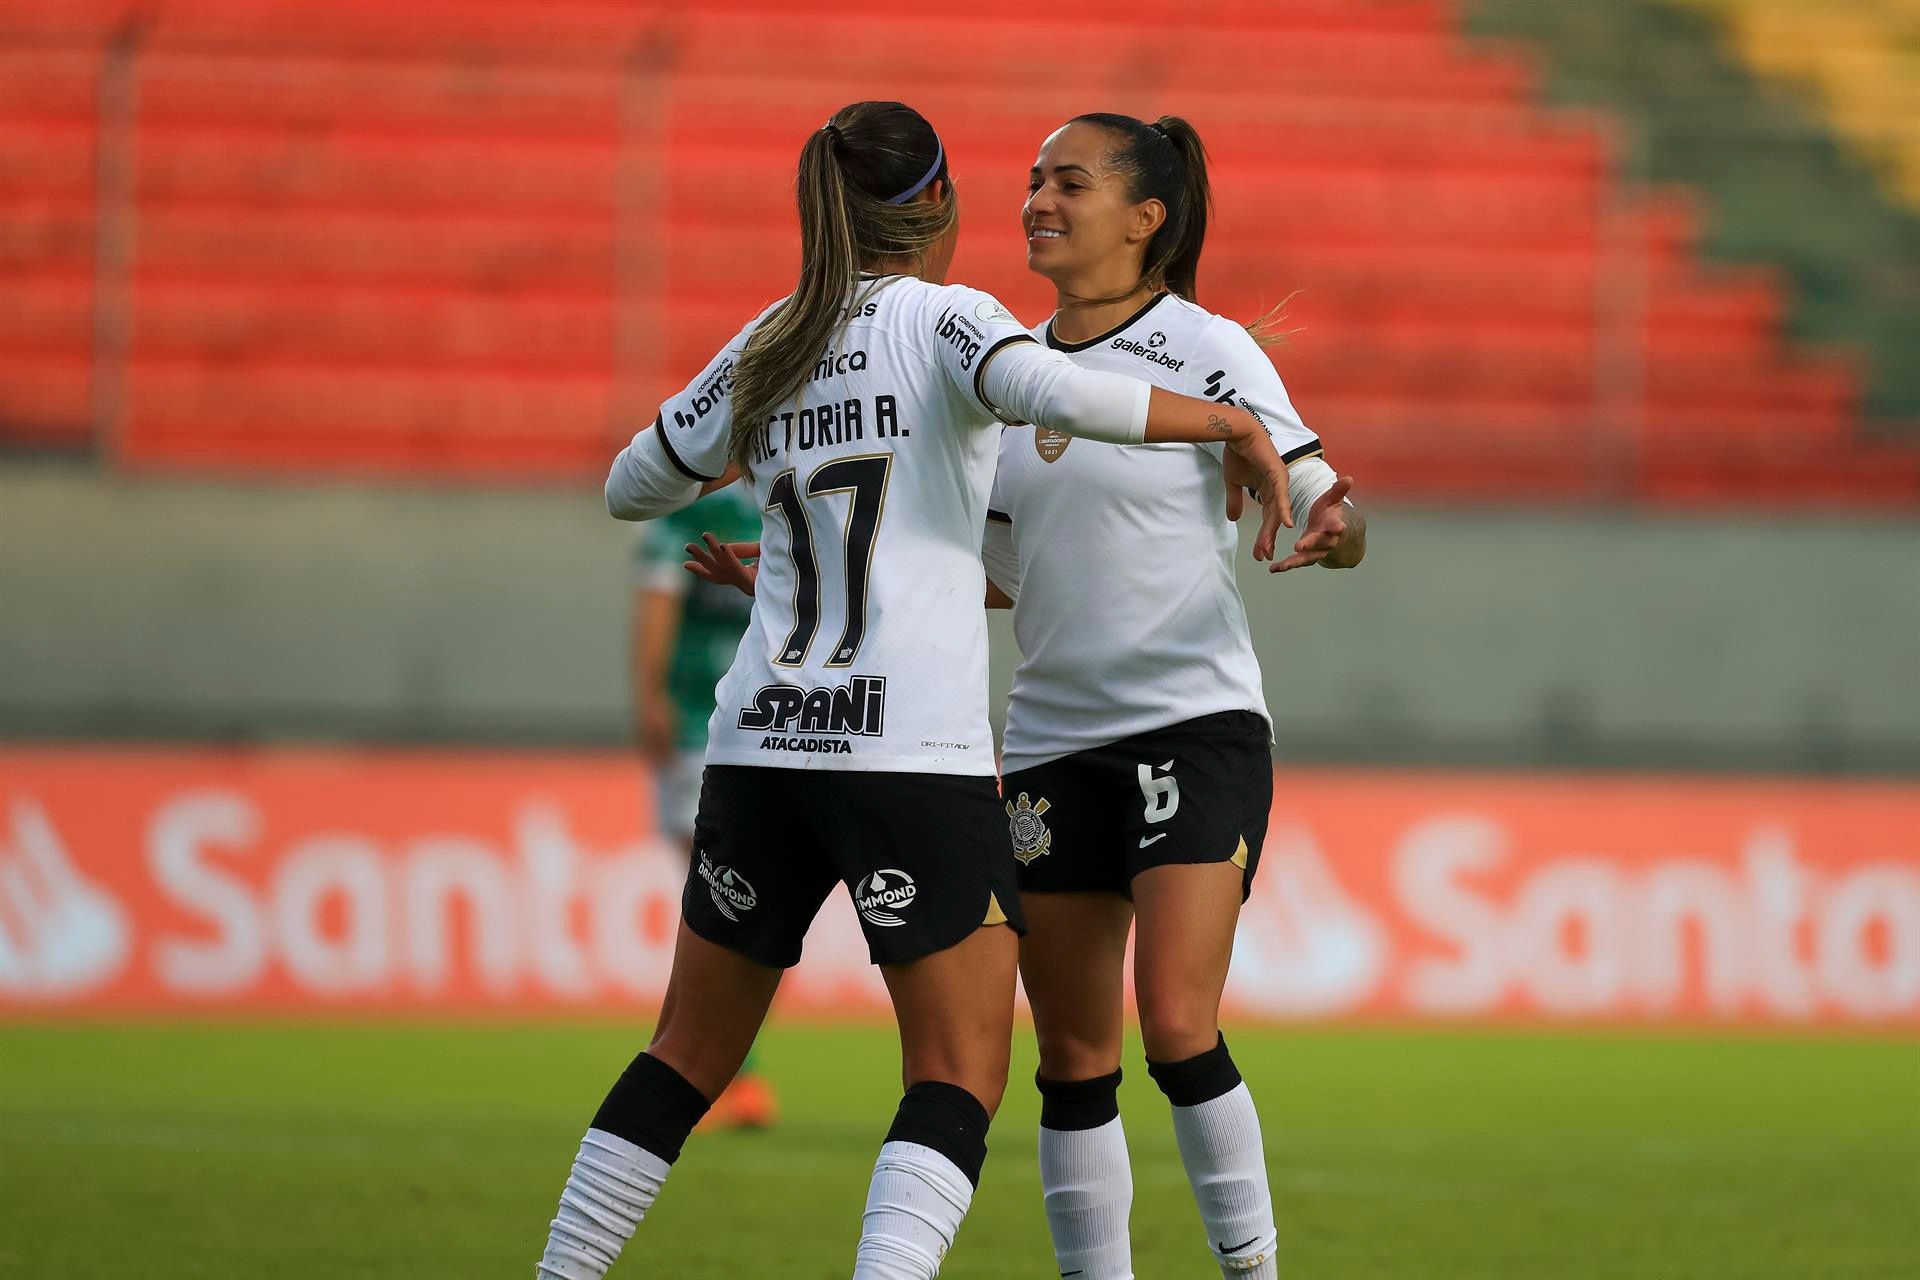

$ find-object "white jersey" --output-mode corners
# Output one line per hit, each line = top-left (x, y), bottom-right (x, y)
(985, 292), (1324, 774)
(640, 275), (1037, 775)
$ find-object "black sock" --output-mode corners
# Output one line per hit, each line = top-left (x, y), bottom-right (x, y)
(1036, 1068), (1123, 1130)
(1145, 1032), (1242, 1108)
(589, 1051), (712, 1164)
(885, 1080), (993, 1188)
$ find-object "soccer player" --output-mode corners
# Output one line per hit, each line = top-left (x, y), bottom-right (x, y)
(630, 487), (776, 1128)
(532, 100), (1296, 1280)
(990, 114), (1368, 1280)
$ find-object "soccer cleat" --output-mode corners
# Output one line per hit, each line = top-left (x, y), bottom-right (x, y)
(698, 1073), (777, 1131)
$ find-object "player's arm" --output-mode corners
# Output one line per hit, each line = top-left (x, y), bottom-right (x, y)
(631, 583), (682, 764)
(1203, 320), (1367, 572)
(631, 524), (692, 760)
(930, 287), (1292, 555)
(607, 331), (751, 521)
(978, 341), (1294, 558)
(607, 422), (704, 521)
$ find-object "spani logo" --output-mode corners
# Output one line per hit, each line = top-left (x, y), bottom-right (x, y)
(855, 868), (918, 928)
(698, 855), (758, 923)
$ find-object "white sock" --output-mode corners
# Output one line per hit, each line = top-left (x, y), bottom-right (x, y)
(1039, 1115), (1135, 1279)
(1169, 1083), (1278, 1278)
(852, 1140), (976, 1279)
(535, 1127), (673, 1279)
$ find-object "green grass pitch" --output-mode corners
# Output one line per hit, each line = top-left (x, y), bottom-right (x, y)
(1, 1022), (1915, 1278)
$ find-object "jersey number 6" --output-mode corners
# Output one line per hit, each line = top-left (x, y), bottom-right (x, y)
(765, 452), (894, 668)
(1138, 760), (1180, 823)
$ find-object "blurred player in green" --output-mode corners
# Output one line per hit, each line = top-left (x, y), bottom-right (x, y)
(630, 487), (775, 1129)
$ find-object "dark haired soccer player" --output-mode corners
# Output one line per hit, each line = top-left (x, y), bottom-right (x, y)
(531, 100), (1296, 1280)
(988, 113), (1367, 1280)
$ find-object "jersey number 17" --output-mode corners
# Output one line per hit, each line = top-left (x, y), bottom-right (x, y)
(765, 452), (894, 668)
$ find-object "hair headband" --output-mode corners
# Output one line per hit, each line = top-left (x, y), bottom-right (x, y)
(885, 136), (945, 204)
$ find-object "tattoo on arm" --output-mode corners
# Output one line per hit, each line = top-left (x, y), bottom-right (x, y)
(1206, 413), (1233, 437)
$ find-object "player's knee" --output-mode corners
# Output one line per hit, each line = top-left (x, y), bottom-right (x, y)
(1136, 991), (1220, 1065)
(1146, 1031), (1243, 1108)
(1033, 1022), (1122, 1082)
(903, 1051), (1009, 1118)
(644, 1025), (741, 1102)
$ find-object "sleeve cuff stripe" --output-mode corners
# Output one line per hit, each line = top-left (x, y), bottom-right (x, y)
(974, 334), (1040, 416)
(986, 508), (1012, 524)
(1281, 440), (1324, 465)
(654, 416), (719, 483)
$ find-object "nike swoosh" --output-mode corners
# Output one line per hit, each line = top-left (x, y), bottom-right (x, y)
(1061, 1273), (1084, 1277)
(1138, 833), (1167, 848)
(1219, 1236), (1259, 1254)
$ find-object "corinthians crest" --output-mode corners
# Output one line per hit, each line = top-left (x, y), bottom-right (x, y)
(1006, 791), (1053, 865)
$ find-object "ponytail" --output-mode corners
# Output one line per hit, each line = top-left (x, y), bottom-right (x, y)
(728, 102), (956, 471)
(728, 128), (860, 470)
(1150, 116), (1209, 304)
(1063, 112), (1286, 347)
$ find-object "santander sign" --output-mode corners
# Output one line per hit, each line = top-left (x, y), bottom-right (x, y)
(1, 752), (1914, 1026)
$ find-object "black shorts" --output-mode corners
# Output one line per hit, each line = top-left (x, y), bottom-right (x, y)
(1003, 711), (1272, 899)
(683, 765), (1026, 969)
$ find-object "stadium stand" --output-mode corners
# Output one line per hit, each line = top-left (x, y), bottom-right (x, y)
(1, 0), (1915, 501)
(1468, 0), (1920, 428)
(1668, 0), (1920, 209)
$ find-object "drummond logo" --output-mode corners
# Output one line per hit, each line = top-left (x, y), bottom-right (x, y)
(936, 310), (984, 370)
(672, 360), (734, 429)
(1111, 337), (1183, 372)
(741, 675), (886, 754)
(697, 855), (758, 923)
(855, 868), (918, 927)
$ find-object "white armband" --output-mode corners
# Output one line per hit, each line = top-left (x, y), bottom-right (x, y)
(979, 342), (1150, 444)
(1287, 454), (1341, 520)
(606, 429), (703, 521)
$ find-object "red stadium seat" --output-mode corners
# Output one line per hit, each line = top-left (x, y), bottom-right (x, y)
(0, 0), (1909, 501)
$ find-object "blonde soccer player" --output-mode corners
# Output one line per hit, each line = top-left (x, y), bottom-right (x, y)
(531, 100), (1296, 1280)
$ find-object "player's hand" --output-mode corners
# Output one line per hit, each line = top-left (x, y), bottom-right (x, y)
(1220, 414), (1293, 560)
(1224, 470), (1245, 522)
(1222, 449), (1262, 522)
(1272, 476), (1355, 573)
(684, 533), (759, 597)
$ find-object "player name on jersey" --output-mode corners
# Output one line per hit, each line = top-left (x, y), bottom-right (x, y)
(741, 393), (908, 468)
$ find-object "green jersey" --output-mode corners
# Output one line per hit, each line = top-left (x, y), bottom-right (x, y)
(635, 489), (761, 752)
